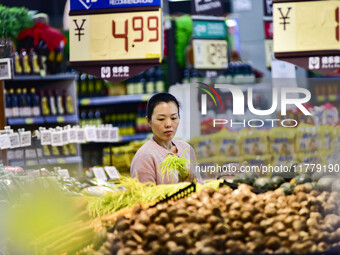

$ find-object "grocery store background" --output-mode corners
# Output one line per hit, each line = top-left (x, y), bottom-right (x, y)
(1, 0), (338, 176)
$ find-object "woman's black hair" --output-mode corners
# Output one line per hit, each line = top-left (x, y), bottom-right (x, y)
(146, 93), (180, 120)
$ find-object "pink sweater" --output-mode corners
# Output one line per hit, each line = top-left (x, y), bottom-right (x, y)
(130, 137), (203, 184)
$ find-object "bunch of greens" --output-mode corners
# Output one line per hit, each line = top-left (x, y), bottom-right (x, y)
(0, 5), (33, 40)
(86, 177), (190, 217)
(158, 150), (190, 182)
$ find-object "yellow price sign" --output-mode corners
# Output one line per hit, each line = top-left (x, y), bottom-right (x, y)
(70, 9), (162, 62)
(274, 1), (340, 55)
(193, 39), (228, 69)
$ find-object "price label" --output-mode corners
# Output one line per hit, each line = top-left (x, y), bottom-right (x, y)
(0, 134), (11, 149)
(193, 39), (228, 69)
(9, 133), (20, 148)
(85, 126), (97, 142)
(68, 129), (77, 143)
(57, 169), (70, 178)
(52, 131), (63, 146)
(77, 129), (86, 143)
(273, 1), (340, 54)
(20, 131), (31, 147)
(109, 127), (119, 142)
(92, 167), (108, 182)
(70, 10), (162, 62)
(104, 166), (120, 179)
(41, 130), (52, 145)
(100, 128), (110, 142)
(0, 58), (12, 80)
(62, 131), (69, 145)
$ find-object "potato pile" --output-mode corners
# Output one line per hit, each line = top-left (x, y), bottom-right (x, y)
(89, 184), (340, 255)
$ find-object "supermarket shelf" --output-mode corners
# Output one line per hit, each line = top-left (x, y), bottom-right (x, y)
(7, 117), (44, 125)
(79, 94), (153, 106)
(11, 73), (77, 81)
(9, 156), (82, 167)
(7, 114), (79, 125)
(120, 133), (150, 142)
(44, 114), (79, 124)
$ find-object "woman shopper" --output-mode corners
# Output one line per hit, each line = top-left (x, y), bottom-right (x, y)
(130, 93), (202, 184)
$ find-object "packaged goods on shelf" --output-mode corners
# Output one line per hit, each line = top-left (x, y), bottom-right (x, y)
(241, 129), (269, 156)
(5, 87), (75, 119)
(191, 123), (340, 179)
(269, 127), (296, 155)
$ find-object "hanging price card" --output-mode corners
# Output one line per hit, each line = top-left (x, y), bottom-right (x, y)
(193, 39), (228, 69)
(70, 10), (162, 62)
(273, 0), (340, 74)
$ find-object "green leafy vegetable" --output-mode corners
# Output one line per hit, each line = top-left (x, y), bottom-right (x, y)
(158, 149), (190, 182)
(0, 5), (33, 40)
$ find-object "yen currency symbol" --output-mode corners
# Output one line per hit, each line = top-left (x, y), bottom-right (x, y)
(73, 19), (86, 41)
(278, 7), (292, 31)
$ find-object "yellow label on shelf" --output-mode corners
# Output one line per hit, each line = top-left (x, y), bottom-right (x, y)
(274, 1), (340, 53)
(141, 94), (151, 101)
(57, 158), (66, 164)
(57, 116), (65, 123)
(70, 10), (162, 62)
(25, 118), (34, 124)
(81, 98), (91, 105)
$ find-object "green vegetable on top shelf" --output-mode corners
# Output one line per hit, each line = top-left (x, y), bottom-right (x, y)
(158, 149), (190, 182)
(0, 5), (33, 40)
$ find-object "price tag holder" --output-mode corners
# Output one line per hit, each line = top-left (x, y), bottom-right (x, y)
(0, 58), (12, 80)
(58, 169), (70, 178)
(61, 130), (69, 145)
(20, 131), (31, 147)
(101, 127), (110, 142)
(109, 127), (119, 142)
(9, 133), (20, 149)
(41, 130), (52, 145)
(104, 166), (120, 179)
(0, 134), (11, 149)
(51, 131), (63, 146)
(68, 129), (78, 143)
(77, 128), (86, 143)
(85, 126), (97, 142)
(193, 39), (228, 70)
(92, 167), (108, 182)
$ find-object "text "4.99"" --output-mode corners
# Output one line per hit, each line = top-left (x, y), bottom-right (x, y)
(112, 16), (159, 53)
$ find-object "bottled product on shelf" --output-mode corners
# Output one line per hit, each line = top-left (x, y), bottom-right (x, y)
(30, 88), (41, 116)
(78, 73), (106, 98)
(5, 88), (75, 119)
(126, 66), (166, 95)
(79, 108), (149, 136)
